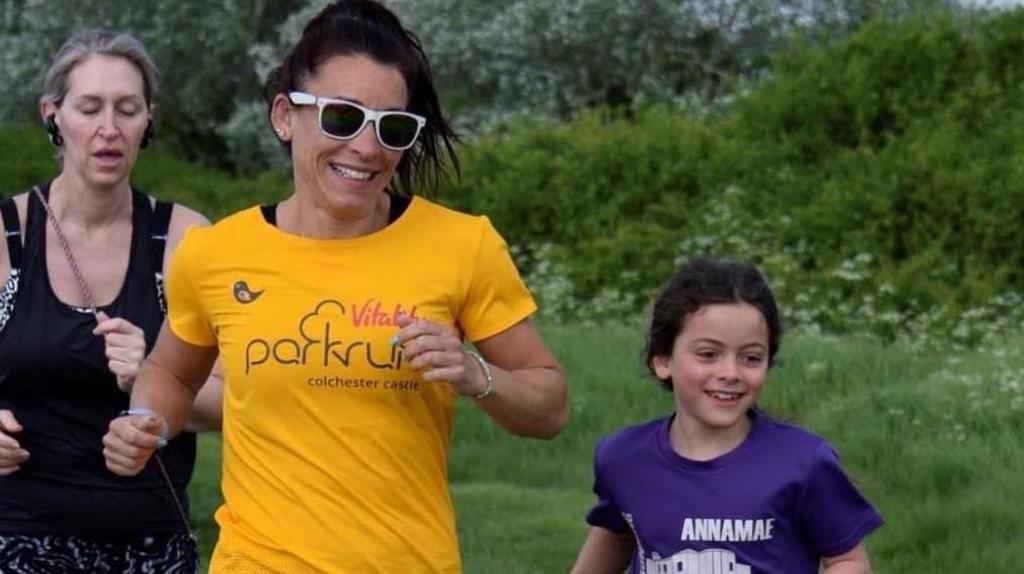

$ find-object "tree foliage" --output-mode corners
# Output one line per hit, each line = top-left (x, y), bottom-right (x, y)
(436, 9), (1024, 346)
(0, 0), (967, 173)
(386, 0), (962, 128)
(0, 0), (303, 168)
(5, 6), (1024, 346)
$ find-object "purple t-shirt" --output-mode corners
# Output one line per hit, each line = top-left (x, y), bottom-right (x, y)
(586, 410), (882, 574)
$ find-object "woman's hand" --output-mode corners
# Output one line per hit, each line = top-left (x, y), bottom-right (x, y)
(0, 410), (29, 475)
(392, 314), (487, 397)
(395, 315), (567, 438)
(102, 413), (166, 476)
(93, 312), (146, 392)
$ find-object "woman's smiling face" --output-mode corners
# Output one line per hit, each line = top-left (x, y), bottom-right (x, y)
(279, 54), (409, 219)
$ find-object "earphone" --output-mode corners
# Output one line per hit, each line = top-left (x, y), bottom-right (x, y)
(44, 115), (63, 147)
(141, 119), (154, 149)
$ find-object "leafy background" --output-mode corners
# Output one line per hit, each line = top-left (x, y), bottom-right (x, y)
(3, 1), (1024, 571)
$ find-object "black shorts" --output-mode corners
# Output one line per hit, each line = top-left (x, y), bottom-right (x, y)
(0, 533), (198, 573)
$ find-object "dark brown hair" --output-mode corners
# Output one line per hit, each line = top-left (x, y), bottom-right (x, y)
(644, 258), (783, 390)
(265, 0), (458, 196)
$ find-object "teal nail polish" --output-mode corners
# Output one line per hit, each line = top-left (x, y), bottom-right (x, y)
(157, 438), (168, 449)
(389, 335), (398, 346)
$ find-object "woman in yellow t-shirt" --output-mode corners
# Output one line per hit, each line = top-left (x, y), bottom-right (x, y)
(101, 1), (568, 572)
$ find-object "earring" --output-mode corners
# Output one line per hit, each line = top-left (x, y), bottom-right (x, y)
(140, 120), (155, 150)
(44, 115), (64, 147)
(275, 127), (286, 139)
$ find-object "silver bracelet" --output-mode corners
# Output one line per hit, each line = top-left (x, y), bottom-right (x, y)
(119, 407), (170, 446)
(464, 350), (494, 400)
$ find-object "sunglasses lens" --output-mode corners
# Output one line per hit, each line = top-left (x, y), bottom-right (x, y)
(378, 114), (420, 149)
(321, 102), (366, 138)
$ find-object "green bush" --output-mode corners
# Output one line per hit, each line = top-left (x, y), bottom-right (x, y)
(7, 10), (1024, 347)
(438, 10), (1024, 347)
(0, 125), (59, 193)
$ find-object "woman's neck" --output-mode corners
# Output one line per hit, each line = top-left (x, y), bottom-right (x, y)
(48, 172), (133, 229)
(277, 192), (391, 240)
(669, 411), (753, 462)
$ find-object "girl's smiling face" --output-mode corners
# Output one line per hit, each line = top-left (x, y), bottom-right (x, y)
(653, 302), (769, 437)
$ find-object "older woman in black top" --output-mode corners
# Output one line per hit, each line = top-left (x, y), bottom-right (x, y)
(0, 30), (220, 573)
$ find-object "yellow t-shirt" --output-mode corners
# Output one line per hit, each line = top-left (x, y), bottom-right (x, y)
(167, 197), (536, 573)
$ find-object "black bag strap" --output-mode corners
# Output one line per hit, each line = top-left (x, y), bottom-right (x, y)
(1, 198), (22, 270)
(149, 199), (173, 317)
(150, 199), (173, 272)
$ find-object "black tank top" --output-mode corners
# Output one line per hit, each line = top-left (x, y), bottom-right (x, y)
(0, 182), (196, 538)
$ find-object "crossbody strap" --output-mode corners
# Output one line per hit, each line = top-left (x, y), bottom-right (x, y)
(32, 186), (97, 312)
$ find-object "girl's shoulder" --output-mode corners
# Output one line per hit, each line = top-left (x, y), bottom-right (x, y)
(751, 411), (842, 468)
(593, 416), (671, 465)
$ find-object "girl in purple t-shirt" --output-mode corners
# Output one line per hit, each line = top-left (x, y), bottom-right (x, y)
(571, 258), (882, 574)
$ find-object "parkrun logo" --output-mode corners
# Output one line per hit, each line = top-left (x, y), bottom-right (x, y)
(244, 299), (420, 374)
(233, 280), (264, 304)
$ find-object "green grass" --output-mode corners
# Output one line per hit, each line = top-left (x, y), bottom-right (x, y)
(187, 325), (1024, 572)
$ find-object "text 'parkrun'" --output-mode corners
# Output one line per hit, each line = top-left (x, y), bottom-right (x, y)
(244, 299), (421, 376)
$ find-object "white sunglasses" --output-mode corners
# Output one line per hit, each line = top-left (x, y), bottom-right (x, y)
(288, 91), (426, 151)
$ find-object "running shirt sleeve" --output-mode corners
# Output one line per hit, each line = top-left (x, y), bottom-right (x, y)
(584, 439), (631, 534)
(165, 227), (216, 347)
(458, 217), (537, 343)
(796, 442), (884, 556)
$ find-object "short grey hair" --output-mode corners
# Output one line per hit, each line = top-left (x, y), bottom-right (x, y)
(41, 30), (159, 107)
